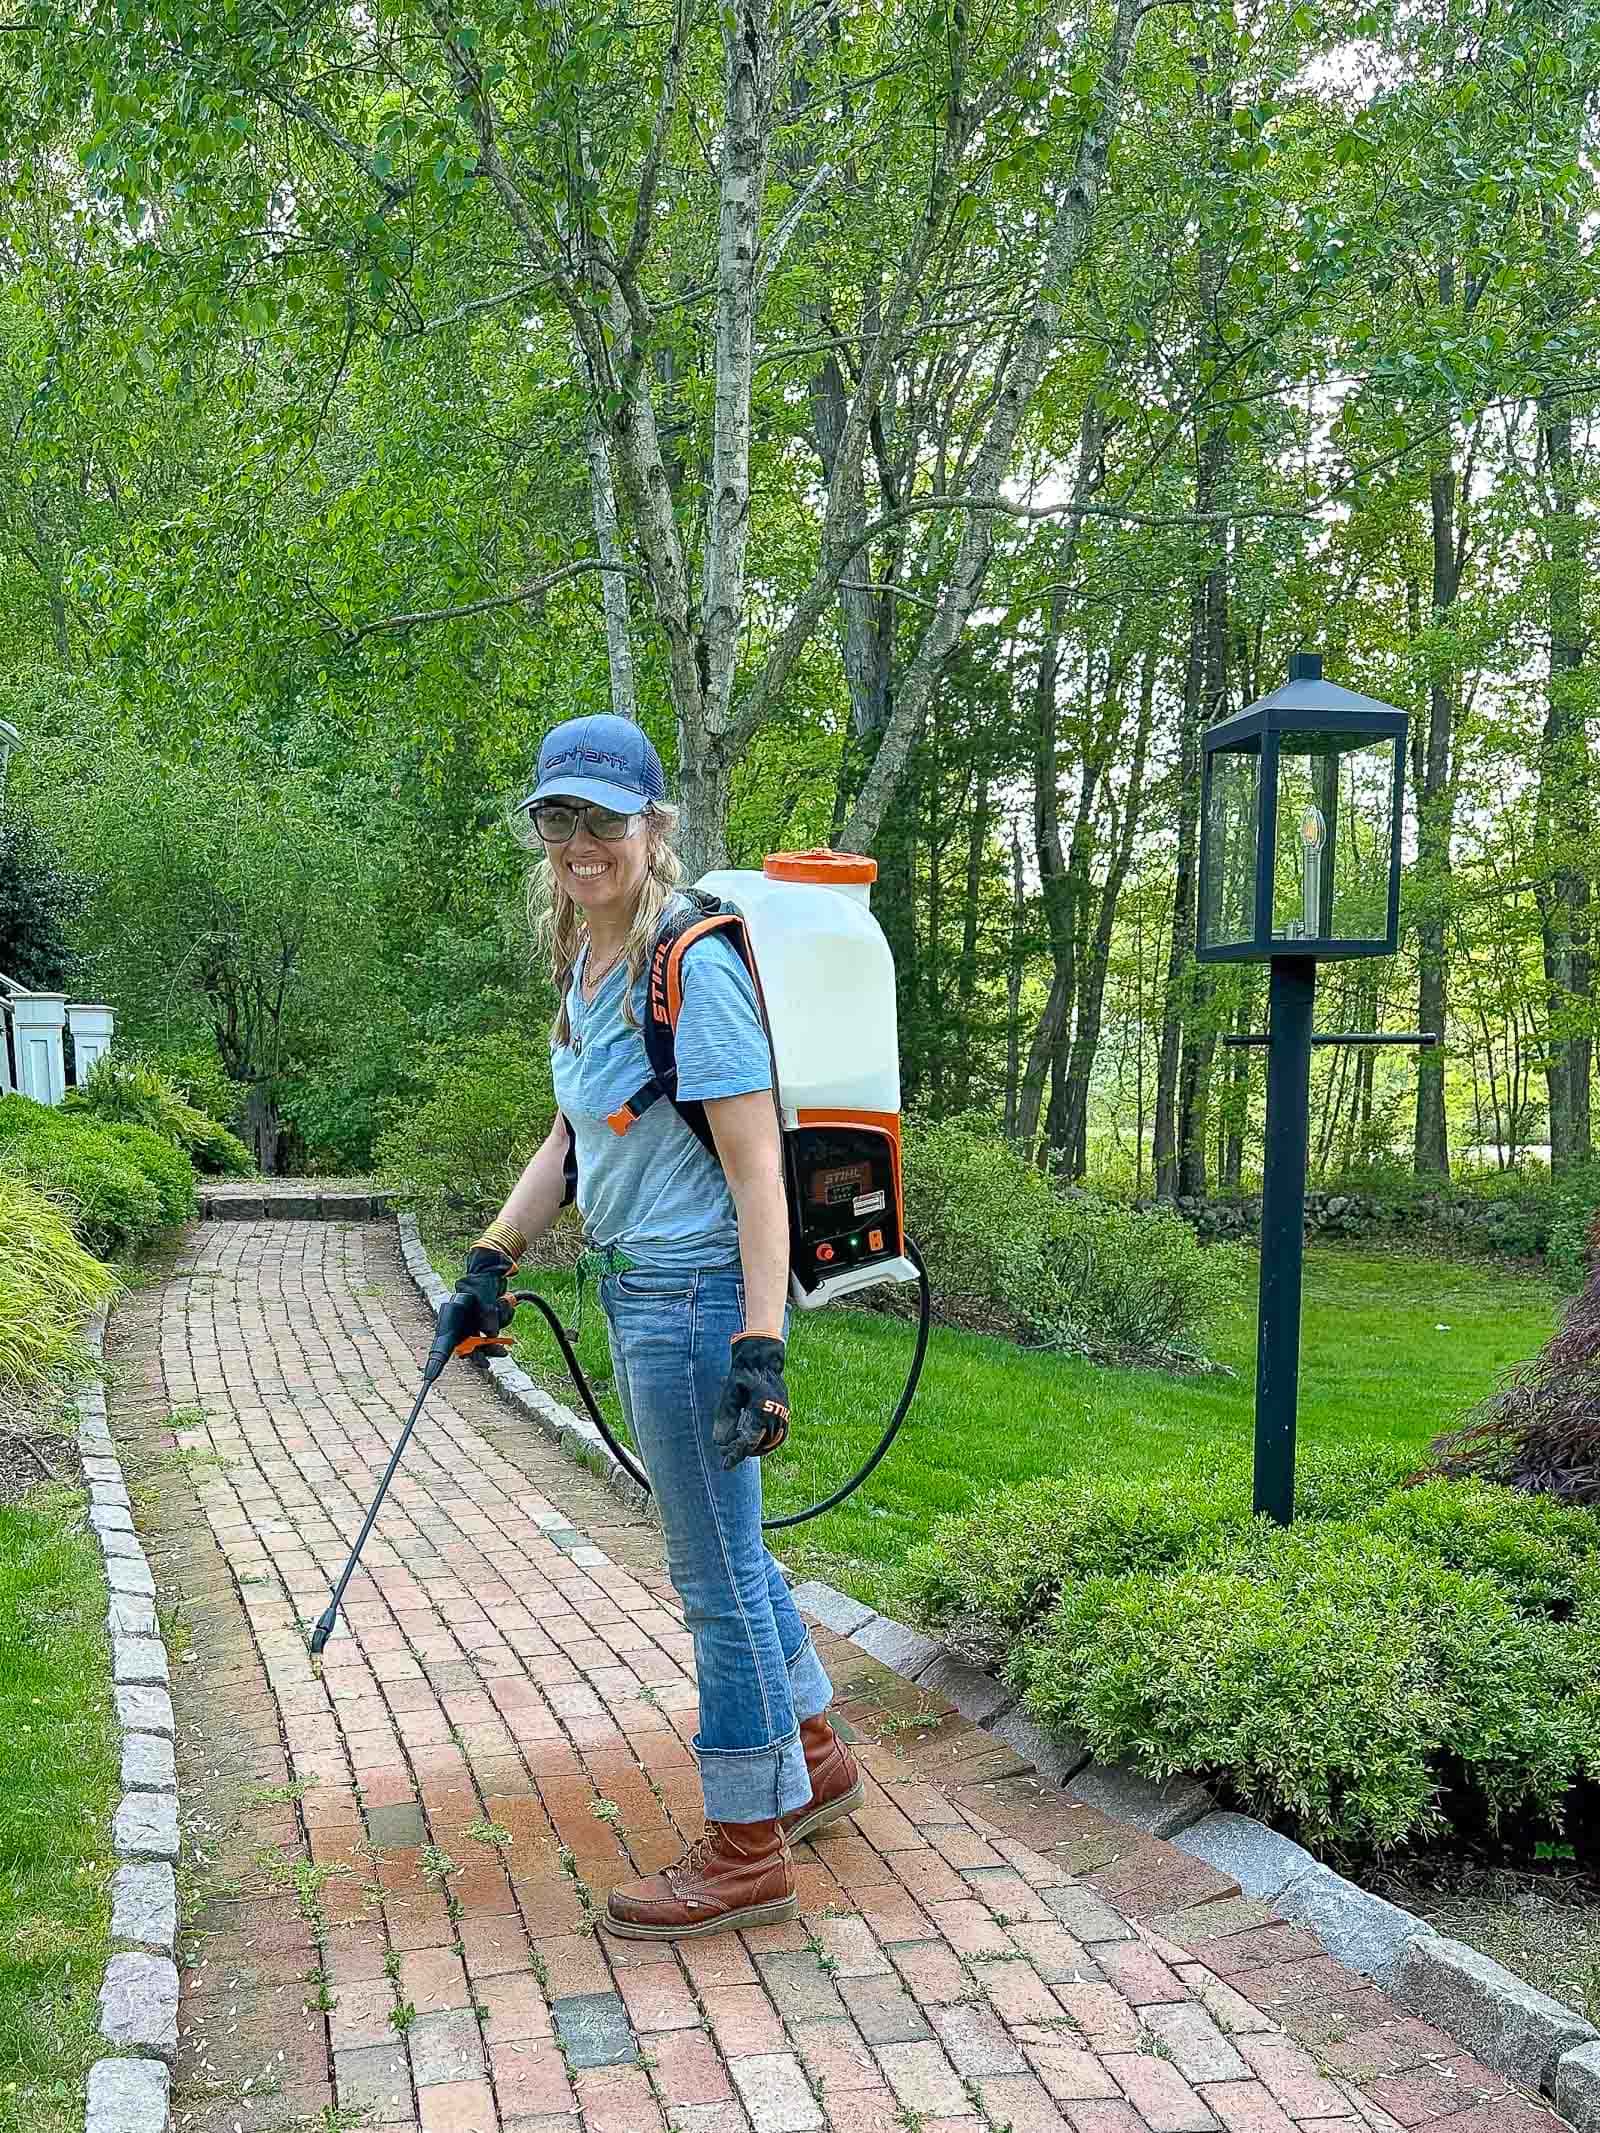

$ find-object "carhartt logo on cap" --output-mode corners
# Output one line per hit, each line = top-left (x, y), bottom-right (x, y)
(546, 742), (630, 774)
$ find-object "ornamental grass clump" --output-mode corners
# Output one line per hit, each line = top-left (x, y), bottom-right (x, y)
(0, 1175), (119, 1408)
(63, 1053), (254, 1177)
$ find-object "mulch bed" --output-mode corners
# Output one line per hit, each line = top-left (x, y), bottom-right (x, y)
(0, 1421), (83, 1505)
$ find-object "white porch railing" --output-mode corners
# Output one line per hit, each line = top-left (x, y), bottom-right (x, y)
(0, 973), (115, 1104)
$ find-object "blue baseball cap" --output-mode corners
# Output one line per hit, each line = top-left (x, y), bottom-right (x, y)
(520, 714), (667, 817)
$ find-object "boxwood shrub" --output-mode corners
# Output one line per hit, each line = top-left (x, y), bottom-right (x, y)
(899, 1442), (1425, 1667)
(1363, 1479), (1600, 1618)
(1012, 1532), (1600, 1852)
(0, 1096), (193, 1258)
(102, 1124), (198, 1231)
(898, 1460), (1254, 1670)
(904, 1450), (1600, 1854)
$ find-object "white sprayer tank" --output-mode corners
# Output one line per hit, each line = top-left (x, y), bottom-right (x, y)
(695, 852), (899, 1125)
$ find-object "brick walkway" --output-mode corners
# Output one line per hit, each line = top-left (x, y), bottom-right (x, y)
(104, 1217), (1569, 2133)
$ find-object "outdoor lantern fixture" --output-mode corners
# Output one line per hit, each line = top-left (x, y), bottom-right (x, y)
(1197, 651), (1406, 964)
(1196, 652), (1422, 1528)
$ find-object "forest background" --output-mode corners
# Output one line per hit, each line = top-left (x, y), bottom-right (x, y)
(2, 0), (1597, 1207)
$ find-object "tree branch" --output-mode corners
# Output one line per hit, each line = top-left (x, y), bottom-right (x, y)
(337, 559), (643, 646)
(731, 484), (1307, 751)
(394, 279), (550, 336)
(258, 83), (415, 206)
(620, 0), (698, 282)
(702, 0), (775, 736)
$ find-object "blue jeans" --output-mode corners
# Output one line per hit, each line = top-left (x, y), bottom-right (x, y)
(600, 1266), (833, 1822)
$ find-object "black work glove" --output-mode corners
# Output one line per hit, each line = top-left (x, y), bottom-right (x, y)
(713, 1334), (791, 1472)
(434, 1246), (517, 1362)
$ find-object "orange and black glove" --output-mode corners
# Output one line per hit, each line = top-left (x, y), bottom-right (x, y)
(713, 1334), (790, 1471)
(433, 1246), (517, 1364)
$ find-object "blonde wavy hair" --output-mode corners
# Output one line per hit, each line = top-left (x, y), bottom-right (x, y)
(516, 803), (685, 1048)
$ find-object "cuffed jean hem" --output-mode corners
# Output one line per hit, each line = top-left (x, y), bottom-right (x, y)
(695, 1632), (833, 1822)
(697, 1726), (813, 1822)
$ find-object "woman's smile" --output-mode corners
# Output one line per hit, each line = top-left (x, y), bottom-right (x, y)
(557, 824), (650, 911)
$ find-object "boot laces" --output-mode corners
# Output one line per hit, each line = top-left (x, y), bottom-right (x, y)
(667, 1829), (721, 1886)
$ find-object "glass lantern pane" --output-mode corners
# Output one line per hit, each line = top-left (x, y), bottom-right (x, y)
(1201, 742), (1260, 949)
(1272, 734), (1395, 944)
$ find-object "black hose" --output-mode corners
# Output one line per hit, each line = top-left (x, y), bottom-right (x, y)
(508, 1235), (931, 1531)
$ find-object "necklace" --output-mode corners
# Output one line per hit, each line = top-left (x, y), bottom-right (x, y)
(579, 938), (627, 1004)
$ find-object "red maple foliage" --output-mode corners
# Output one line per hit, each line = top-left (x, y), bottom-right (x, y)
(1430, 1211), (1600, 1502)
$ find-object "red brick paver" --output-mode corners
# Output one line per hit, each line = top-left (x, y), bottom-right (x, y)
(106, 1217), (1573, 2133)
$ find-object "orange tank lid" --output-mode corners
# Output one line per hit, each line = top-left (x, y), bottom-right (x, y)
(764, 848), (878, 886)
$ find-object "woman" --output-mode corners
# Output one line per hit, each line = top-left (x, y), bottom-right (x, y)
(437, 712), (863, 1940)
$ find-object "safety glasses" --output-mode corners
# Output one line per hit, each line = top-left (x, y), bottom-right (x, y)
(528, 800), (641, 845)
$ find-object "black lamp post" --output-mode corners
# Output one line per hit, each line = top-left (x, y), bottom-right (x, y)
(1197, 651), (1417, 1525)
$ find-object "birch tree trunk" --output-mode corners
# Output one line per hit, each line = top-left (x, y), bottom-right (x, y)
(581, 389), (639, 724)
(1153, 594), (1205, 1199)
(1414, 442), (1459, 1178)
(1060, 644), (1156, 1176)
(1536, 201), (1591, 1170)
(833, 0), (1143, 854)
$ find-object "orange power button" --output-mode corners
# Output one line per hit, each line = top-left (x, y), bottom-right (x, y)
(815, 1243), (835, 1264)
(867, 1229), (884, 1252)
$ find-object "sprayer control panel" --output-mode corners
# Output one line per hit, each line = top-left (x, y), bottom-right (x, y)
(786, 1123), (903, 1301)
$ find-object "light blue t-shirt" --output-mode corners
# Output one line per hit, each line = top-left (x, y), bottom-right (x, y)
(551, 908), (773, 1271)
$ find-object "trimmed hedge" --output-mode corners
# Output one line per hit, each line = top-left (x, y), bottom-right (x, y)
(102, 1124), (198, 1231)
(0, 1096), (195, 1259)
(900, 1442), (1423, 1670)
(899, 1461), (1251, 1672)
(903, 1455), (1600, 1854)
(1014, 1534), (1598, 1851)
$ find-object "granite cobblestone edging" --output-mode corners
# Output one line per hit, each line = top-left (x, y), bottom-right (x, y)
(76, 1306), (178, 2133)
(391, 1209), (1597, 2130)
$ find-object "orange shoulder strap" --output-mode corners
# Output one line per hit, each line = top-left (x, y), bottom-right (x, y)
(662, 913), (747, 1027)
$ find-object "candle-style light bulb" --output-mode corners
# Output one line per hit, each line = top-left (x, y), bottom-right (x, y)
(1300, 804), (1327, 935)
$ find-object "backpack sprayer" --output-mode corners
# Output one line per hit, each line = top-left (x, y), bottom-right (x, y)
(309, 852), (930, 1655)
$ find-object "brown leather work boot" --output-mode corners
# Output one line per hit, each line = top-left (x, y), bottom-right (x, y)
(604, 1819), (796, 1940)
(781, 1715), (866, 1845)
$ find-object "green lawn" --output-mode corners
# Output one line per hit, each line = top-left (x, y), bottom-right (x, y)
(483, 1242), (1561, 1616)
(0, 1488), (121, 2133)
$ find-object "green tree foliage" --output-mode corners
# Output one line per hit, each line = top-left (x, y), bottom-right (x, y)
(0, 0), (1594, 1196)
(0, 811), (87, 993)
